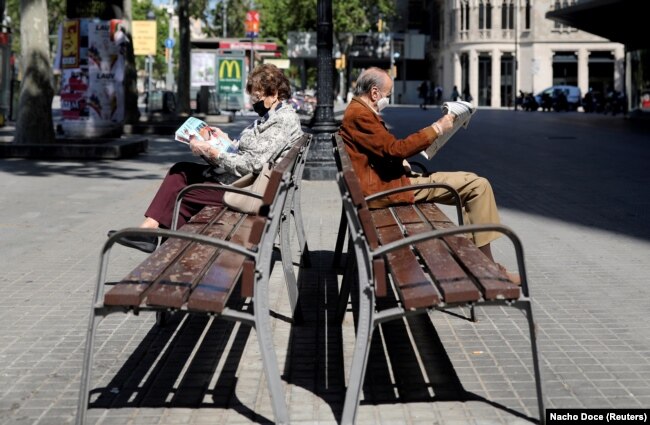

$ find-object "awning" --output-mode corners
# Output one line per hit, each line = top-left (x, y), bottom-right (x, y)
(545, 0), (645, 50)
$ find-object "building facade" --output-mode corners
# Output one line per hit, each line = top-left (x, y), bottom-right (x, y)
(434, 0), (625, 107)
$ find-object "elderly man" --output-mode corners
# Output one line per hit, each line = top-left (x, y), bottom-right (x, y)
(338, 67), (519, 284)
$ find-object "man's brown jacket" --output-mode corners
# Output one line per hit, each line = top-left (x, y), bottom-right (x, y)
(338, 97), (437, 208)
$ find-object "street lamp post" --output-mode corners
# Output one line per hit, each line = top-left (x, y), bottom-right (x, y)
(514, 0), (519, 110)
(304, 0), (338, 180)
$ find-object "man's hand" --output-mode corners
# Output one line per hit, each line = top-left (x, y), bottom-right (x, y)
(433, 114), (455, 136)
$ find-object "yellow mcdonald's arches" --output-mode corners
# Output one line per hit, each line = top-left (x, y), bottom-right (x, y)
(219, 59), (241, 79)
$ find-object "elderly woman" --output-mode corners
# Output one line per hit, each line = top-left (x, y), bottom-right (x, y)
(109, 63), (303, 253)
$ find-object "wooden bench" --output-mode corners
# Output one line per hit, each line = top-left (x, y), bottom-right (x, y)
(76, 134), (312, 425)
(331, 133), (545, 425)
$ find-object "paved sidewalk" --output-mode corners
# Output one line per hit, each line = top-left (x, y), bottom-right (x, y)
(1, 108), (649, 424)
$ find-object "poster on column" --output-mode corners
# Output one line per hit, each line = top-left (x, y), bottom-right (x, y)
(60, 68), (89, 119)
(87, 19), (125, 123)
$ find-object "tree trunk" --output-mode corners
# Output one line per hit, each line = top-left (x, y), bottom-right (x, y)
(14, 0), (55, 145)
(122, 0), (141, 125)
(0, 0), (6, 26)
(176, 0), (191, 115)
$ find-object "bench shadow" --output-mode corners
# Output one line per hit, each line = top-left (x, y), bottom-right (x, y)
(87, 248), (538, 424)
(286, 249), (540, 424)
(88, 287), (274, 424)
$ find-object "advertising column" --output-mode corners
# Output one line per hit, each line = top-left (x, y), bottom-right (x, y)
(59, 19), (126, 138)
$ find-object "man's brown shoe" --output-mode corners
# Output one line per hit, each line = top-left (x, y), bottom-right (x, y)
(497, 263), (521, 286)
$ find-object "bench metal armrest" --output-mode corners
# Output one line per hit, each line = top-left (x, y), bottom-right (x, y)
(172, 183), (264, 230)
(372, 223), (530, 296)
(366, 183), (464, 225)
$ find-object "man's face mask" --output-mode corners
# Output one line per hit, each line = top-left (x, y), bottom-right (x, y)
(377, 96), (389, 112)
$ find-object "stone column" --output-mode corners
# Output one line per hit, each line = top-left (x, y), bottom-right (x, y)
(578, 48), (589, 95)
(469, 49), (479, 102)
(491, 49), (501, 107)
(303, 0), (338, 180)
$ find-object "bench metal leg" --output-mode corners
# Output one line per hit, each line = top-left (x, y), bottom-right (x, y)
(341, 279), (375, 425)
(76, 312), (103, 425)
(280, 211), (300, 319)
(254, 272), (290, 425)
(332, 206), (348, 267)
(337, 239), (356, 323)
(521, 301), (545, 425)
(291, 183), (311, 267)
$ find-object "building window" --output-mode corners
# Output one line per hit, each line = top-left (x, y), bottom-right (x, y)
(461, 0), (470, 31)
(479, 0), (492, 30)
(450, 10), (456, 37)
(552, 0), (577, 31)
(525, 0), (531, 29)
(502, 0), (514, 30)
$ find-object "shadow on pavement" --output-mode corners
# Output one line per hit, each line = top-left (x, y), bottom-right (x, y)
(401, 109), (650, 242)
(285, 250), (539, 423)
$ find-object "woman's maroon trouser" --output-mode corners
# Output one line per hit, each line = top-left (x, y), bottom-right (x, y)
(145, 162), (224, 229)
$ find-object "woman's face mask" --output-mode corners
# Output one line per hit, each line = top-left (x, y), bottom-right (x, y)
(252, 99), (270, 116)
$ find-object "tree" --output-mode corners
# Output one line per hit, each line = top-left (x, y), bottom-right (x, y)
(6, 0), (65, 54)
(254, 0), (396, 45)
(14, 0), (55, 144)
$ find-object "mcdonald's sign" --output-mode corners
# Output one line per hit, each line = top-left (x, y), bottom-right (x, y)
(219, 59), (242, 80)
(216, 56), (246, 110)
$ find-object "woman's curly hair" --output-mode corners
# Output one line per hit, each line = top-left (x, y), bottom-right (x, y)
(246, 63), (292, 100)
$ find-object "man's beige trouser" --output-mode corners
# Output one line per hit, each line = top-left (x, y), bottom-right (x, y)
(410, 171), (501, 247)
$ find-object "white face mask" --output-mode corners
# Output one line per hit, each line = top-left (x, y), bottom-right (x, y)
(377, 96), (389, 112)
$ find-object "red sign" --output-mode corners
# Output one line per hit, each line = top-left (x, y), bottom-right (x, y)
(0, 33), (9, 46)
(219, 41), (277, 51)
(245, 10), (260, 37)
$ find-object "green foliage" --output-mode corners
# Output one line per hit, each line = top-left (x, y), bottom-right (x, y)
(254, 0), (396, 46)
(5, 0), (78, 58)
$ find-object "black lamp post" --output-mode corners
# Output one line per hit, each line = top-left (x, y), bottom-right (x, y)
(304, 0), (338, 180)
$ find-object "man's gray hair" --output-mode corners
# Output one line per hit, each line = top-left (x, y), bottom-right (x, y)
(353, 67), (389, 96)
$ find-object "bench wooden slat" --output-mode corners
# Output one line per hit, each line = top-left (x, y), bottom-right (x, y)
(417, 203), (520, 300)
(103, 223), (205, 307)
(104, 206), (229, 307)
(393, 205), (481, 304)
(144, 211), (244, 309)
(187, 216), (255, 312)
(370, 208), (440, 309)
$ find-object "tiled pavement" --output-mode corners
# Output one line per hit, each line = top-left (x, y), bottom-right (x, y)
(1, 107), (649, 424)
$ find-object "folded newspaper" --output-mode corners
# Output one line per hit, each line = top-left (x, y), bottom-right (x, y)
(175, 117), (238, 154)
(420, 100), (476, 160)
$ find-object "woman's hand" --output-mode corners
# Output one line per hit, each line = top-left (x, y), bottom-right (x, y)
(189, 136), (215, 157)
(209, 126), (230, 142)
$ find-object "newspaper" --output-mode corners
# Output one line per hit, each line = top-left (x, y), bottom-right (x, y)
(420, 101), (476, 160)
(175, 117), (238, 154)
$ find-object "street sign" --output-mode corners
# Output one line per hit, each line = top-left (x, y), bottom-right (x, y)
(245, 10), (260, 38)
(165, 38), (175, 49)
(132, 21), (157, 56)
